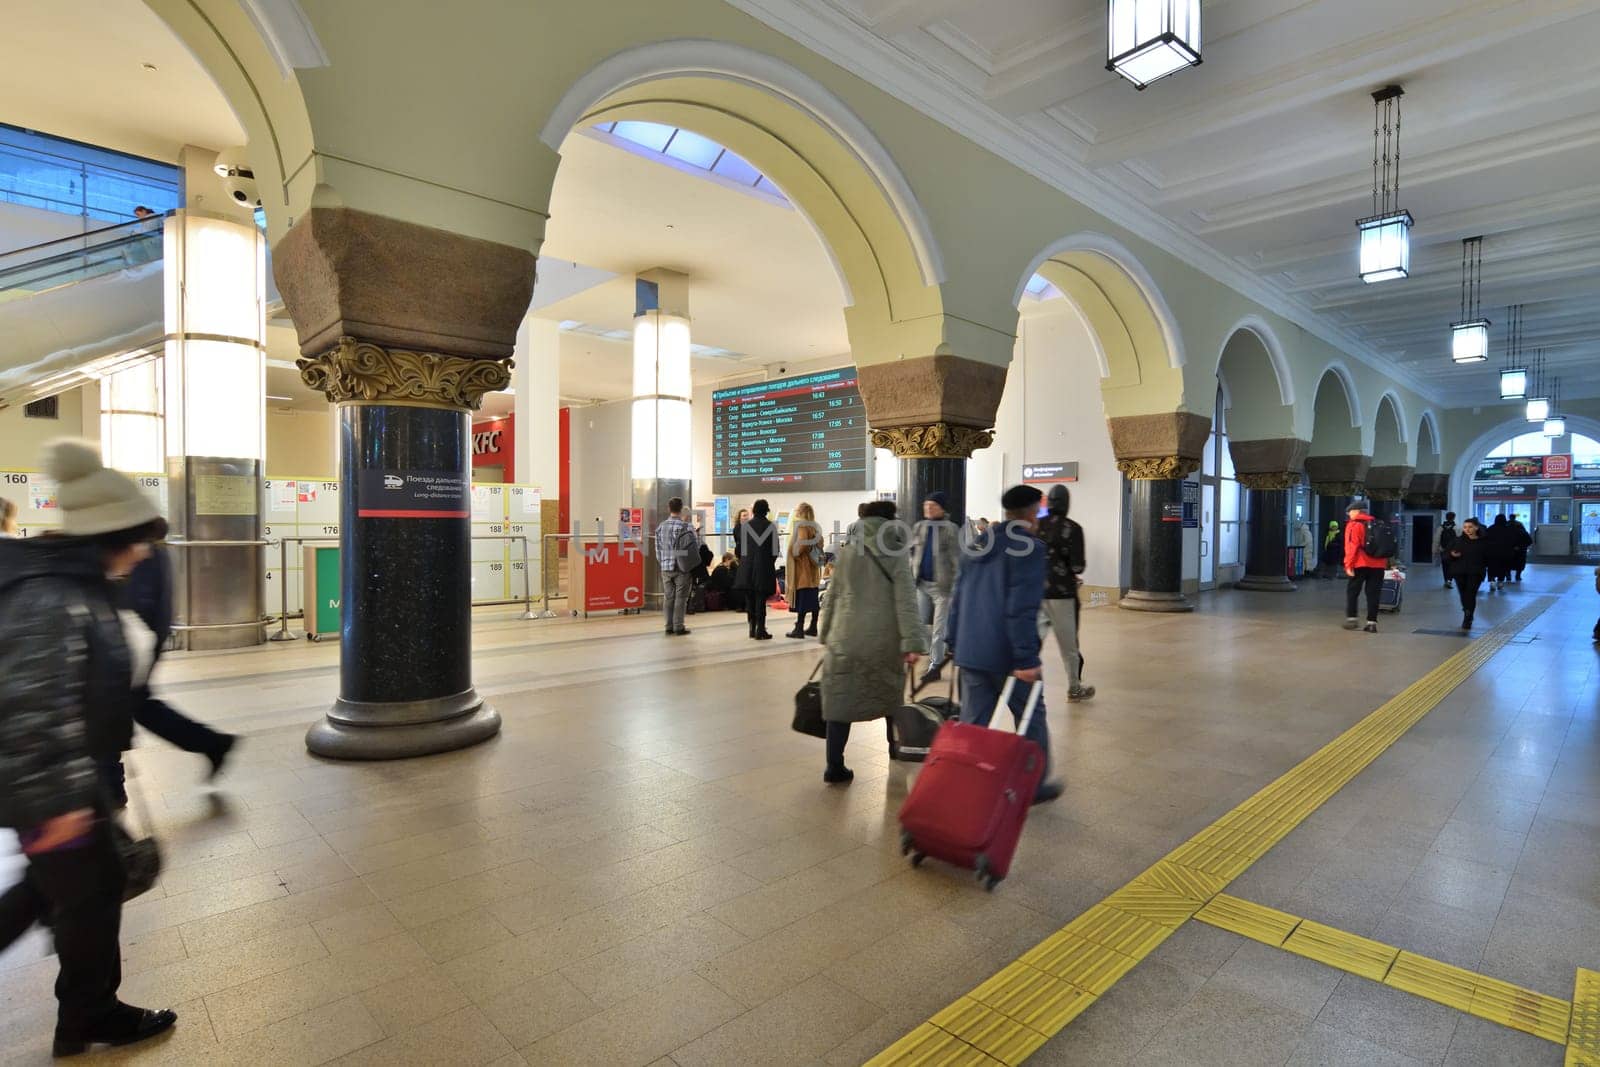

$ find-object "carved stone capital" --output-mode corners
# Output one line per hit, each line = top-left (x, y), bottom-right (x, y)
(298, 337), (511, 411)
(1366, 486), (1407, 502)
(1237, 471), (1303, 490)
(1116, 455), (1202, 480)
(1310, 481), (1365, 497)
(870, 422), (994, 459)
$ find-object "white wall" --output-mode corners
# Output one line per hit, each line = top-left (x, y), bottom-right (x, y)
(0, 201), (89, 256)
(266, 407), (336, 478)
(0, 386), (89, 470)
(568, 397), (633, 534)
(971, 304), (1125, 593)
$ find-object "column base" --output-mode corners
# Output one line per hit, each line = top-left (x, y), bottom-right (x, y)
(306, 688), (501, 760)
(1236, 575), (1298, 592)
(1118, 590), (1194, 613)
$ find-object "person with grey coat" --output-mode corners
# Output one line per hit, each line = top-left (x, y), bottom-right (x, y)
(817, 500), (929, 783)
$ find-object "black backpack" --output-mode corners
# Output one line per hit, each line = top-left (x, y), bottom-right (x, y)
(1362, 518), (1398, 559)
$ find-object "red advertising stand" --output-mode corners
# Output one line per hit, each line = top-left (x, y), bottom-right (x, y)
(570, 537), (645, 616)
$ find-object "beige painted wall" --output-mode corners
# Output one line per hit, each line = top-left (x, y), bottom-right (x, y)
(266, 407), (335, 478)
(0, 387), (88, 470)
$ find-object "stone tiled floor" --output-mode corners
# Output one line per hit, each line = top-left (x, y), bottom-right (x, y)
(1, 567), (1595, 1065)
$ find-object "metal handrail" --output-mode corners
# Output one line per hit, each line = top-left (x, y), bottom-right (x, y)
(165, 538), (273, 549)
(0, 213), (167, 264)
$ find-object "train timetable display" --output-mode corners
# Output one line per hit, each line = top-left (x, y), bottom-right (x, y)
(711, 368), (871, 493)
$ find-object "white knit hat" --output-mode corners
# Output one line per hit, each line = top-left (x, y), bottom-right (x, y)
(40, 438), (164, 538)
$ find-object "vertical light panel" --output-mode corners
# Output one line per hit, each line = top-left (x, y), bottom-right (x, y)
(630, 311), (692, 480)
(101, 360), (164, 474)
(163, 211), (266, 460)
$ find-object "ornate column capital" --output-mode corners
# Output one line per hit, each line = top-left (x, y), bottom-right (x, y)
(1116, 456), (1202, 480)
(1310, 481), (1365, 497)
(298, 337), (511, 412)
(1237, 471), (1302, 490)
(870, 422), (994, 459)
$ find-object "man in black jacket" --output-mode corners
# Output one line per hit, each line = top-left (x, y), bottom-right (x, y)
(1038, 485), (1094, 701)
(0, 440), (176, 1055)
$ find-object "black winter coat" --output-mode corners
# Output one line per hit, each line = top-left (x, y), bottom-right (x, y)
(0, 537), (135, 830)
(1038, 514), (1086, 600)
(734, 516), (779, 597)
(1447, 535), (1490, 579)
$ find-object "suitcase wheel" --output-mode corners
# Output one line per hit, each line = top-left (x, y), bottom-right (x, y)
(974, 854), (989, 880)
(899, 831), (915, 856)
(982, 874), (1001, 892)
(910, 852), (926, 868)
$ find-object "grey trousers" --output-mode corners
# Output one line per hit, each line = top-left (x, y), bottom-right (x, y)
(916, 580), (950, 664)
(662, 569), (692, 632)
(1039, 598), (1081, 689)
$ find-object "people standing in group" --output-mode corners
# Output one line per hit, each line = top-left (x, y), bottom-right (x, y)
(910, 490), (960, 686)
(0, 496), (17, 537)
(1436, 512), (1458, 588)
(1507, 514), (1533, 582)
(1446, 517), (1489, 629)
(735, 499), (779, 639)
(816, 500), (927, 783)
(1038, 484), (1094, 702)
(947, 485), (1063, 805)
(786, 502), (823, 639)
(1484, 514), (1513, 591)
(1342, 499), (1388, 633)
(1319, 519), (1343, 579)
(653, 497), (700, 637)
(0, 440), (177, 1056)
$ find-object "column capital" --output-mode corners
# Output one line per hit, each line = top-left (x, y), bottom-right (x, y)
(1404, 473), (1449, 510)
(1108, 412), (1210, 481)
(297, 337), (510, 412)
(855, 354), (1004, 444)
(1365, 464), (1416, 502)
(1305, 454), (1371, 498)
(1231, 438), (1310, 488)
(870, 422), (994, 459)
(1237, 471), (1302, 490)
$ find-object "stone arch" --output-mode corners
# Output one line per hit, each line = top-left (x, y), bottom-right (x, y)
(1448, 413), (1600, 519)
(1216, 320), (1294, 442)
(1308, 365), (1362, 455)
(1018, 233), (1186, 413)
(146, 0), (319, 243)
(540, 39), (952, 373)
(1372, 392), (1408, 466)
(1415, 410), (1442, 474)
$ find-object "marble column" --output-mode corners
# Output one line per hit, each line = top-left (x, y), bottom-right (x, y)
(276, 208), (536, 759)
(1236, 478), (1296, 591)
(858, 354), (1006, 522)
(1110, 413), (1211, 613)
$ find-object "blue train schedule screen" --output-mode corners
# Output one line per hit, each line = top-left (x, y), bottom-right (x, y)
(711, 368), (870, 494)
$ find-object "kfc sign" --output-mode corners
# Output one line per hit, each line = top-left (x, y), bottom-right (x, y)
(469, 416), (514, 481)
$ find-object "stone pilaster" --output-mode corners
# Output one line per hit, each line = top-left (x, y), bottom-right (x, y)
(276, 207), (536, 760)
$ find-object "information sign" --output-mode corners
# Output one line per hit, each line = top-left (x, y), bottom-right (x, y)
(1021, 462), (1078, 484)
(1474, 455), (1570, 480)
(711, 367), (868, 493)
(356, 470), (469, 518)
(577, 539), (645, 613)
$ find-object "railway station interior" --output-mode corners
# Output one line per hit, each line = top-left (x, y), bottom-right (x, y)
(3, 1), (1600, 1064)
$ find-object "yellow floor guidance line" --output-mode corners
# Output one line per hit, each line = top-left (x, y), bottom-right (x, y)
(868, 599), (1555, 1066)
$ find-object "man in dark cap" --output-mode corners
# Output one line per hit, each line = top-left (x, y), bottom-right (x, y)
(1039, 484), (1093, 701)
(946, 484), (1062, 804)
(910, 489), (959, 686)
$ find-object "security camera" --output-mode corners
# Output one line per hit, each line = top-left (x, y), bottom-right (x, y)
(213, 153), (259, 209)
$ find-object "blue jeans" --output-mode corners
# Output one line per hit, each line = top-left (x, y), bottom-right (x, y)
(957, 668), (1053, 789)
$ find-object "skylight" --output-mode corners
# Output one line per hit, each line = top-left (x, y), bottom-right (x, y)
(1023, 273), (1064, 301)
(592, 121), (789, 207)
(556, 319), (746, 361)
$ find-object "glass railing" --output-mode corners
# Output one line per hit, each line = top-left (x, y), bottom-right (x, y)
(0, 213), (165, 296)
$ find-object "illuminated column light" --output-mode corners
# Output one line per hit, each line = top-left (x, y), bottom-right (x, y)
(100, 360), (164, 474)
(162, 211), (266, 461)
(631, 311), (691, 480)
(1107, 0), (1201, 89)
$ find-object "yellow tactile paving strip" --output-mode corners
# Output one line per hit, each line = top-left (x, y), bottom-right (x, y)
(867, 599), (1555, 1066)
(1568, 969), (1600, 1066)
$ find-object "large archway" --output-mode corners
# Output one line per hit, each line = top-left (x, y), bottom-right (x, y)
(1448, 414), (1600, 544)
(1215, 320), (1301, 592)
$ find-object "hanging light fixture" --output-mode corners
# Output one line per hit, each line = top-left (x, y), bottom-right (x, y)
(1107, 0), (1201, 90)
(1543, 376), (1565, 437)
(1525, 351), (1549, 423)
(1450, 237), (1490, 363)
(1499, 304), (1527, 399)
(1357, 86), (1412, 283)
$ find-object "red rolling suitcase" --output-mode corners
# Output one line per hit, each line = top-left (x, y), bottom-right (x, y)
(897, 678), (1045, 890)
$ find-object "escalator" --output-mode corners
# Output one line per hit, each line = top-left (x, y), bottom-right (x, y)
(0, 214), (167, 407)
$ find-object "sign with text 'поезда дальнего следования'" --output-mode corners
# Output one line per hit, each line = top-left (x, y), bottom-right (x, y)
(355, 470), (470, 518)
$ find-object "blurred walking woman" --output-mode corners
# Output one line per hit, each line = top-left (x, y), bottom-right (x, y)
(0, 441), (176, 1055)
(786, 502), (824, 638)
(817, 500), (928, 784)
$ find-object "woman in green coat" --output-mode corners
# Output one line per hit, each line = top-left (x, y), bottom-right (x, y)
(817, 500), (929, 784)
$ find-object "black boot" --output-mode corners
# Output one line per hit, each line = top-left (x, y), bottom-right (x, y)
(804, 613), (818, 637)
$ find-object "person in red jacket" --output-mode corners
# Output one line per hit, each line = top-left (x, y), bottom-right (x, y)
(1343, 499), (1389, 633)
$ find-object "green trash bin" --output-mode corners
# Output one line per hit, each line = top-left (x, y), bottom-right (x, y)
(302, 544), (341, 641)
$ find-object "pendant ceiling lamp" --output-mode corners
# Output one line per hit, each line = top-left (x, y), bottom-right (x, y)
(1525, 351), (1549, 423)
(1357, 86), (1412, 283)
(1107, 0), (1201, 90)
(1450, 236), (1490, 363)
(1543, 376), (1565, 437)
(1499, 304), (1527, 399)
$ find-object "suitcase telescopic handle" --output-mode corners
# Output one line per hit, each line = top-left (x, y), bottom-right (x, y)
(995, 676), (1045, 738)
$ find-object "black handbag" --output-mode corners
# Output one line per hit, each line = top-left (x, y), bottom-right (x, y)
(112, 770), (162, 903)
(792, 659), (827, 738)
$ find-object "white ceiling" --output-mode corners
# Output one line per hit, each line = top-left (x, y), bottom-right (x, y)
(740, 0), (1600, 406)
(536, 129), (850, 402)
(0, 0), (245, 162)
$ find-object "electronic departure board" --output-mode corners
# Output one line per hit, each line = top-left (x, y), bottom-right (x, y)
(711, 367), (870, 494)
